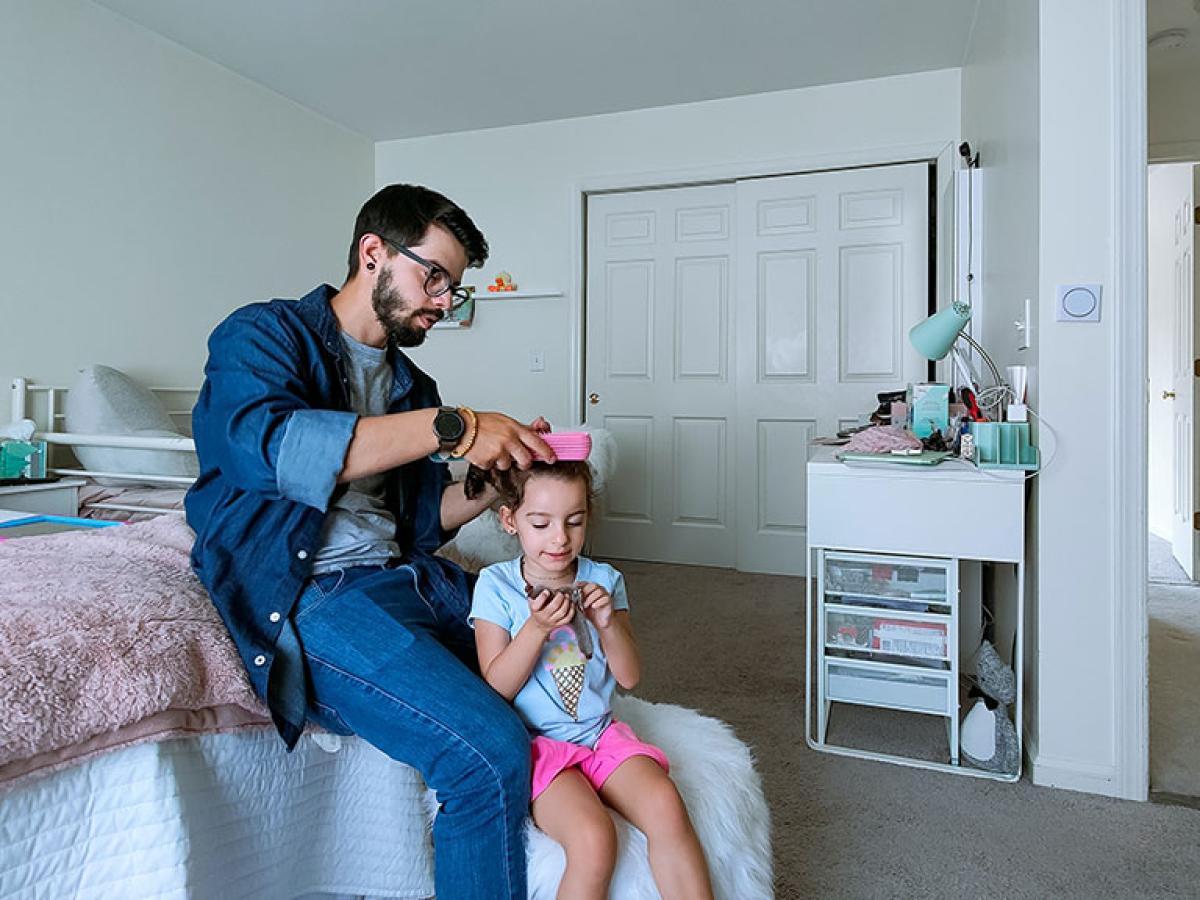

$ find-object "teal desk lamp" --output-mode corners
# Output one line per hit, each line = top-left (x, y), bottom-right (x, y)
(908, 301), (1002, 387)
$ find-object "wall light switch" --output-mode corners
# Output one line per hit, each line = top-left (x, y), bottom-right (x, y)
(1055, 283), (1102, 322)
(1016, 297), (1033, 350)
(529, 350), (545, 372)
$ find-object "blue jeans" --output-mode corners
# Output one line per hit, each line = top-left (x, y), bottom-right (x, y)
(293, 564), (531, 900)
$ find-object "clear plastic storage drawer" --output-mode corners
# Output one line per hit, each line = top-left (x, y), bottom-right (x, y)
(823, 554), (951, 613)
(825, 661), (950, 716)
(825, 608), (950, 668)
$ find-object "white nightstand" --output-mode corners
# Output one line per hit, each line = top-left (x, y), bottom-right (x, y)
(0, 478), (85, 517)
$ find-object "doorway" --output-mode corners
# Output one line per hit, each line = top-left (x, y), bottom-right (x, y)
(1146, 160), (1200, 803)
(1144, 0), (1200, 802)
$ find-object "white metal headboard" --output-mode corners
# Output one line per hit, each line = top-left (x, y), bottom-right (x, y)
(10, 376), (198, 489)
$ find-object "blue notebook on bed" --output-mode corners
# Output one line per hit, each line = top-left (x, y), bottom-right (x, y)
(0, 515), (119, 540)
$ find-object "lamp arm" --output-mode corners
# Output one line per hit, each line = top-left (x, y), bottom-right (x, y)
(957, 331), (1004, 388)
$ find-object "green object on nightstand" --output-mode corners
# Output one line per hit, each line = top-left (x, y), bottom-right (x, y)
(972, 422), (1039, 470)
(0, 440), (47, 479)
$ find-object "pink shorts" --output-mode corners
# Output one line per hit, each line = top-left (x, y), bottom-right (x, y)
(530, 720), (670, 801)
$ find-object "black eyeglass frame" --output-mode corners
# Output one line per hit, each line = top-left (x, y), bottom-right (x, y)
(378, 236), (473, 311)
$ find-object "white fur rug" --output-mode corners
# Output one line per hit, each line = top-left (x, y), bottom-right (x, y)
(525, 695), (774, 900)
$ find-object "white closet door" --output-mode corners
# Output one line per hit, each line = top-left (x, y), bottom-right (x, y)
(735, 163), (930, 575)
(585, 184), (737, 566)
(584, 163), (930, 573)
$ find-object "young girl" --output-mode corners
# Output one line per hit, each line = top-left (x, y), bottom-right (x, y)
(469, 461), (714, 900)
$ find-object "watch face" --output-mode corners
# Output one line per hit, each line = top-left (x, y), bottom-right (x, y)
(434, 407), (465, 443)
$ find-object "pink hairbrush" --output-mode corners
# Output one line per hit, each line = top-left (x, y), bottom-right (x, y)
(535, 431), (591, 462)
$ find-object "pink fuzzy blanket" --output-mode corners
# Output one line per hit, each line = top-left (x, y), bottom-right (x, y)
(0, 515), (269, 787)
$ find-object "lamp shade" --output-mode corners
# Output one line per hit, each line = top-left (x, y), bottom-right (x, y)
(909, 302), (972, 360)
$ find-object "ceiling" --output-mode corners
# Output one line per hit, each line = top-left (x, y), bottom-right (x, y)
(1149, 0), (1200, 77)
(91, 0), (980, 141)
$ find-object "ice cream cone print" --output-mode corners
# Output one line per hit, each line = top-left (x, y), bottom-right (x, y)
(552, 664), (586, 719)
(546, 643), (587, 720)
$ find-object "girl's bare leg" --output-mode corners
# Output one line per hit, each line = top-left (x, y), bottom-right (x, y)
(599, 756), (715, 900)
(532, 768), (618, 900)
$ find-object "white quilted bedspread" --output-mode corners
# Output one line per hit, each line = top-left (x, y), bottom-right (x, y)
(0, 728), (436, 900)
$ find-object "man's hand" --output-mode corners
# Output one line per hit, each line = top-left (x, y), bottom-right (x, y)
(578, 581), (614, 630)
(464, 412), (556, 470)
(528, 588), (574, 636)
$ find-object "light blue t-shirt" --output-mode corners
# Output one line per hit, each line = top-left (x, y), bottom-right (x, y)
(470, 556), (630, 747)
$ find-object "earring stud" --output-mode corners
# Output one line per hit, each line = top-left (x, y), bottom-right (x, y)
(366, 261), (375, 271)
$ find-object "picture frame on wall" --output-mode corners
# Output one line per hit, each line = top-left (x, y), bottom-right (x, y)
(431, 289), (476, 329)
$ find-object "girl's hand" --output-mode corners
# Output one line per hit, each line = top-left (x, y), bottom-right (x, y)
(578, 582), (614, 630)
(528, 588), (574, 636)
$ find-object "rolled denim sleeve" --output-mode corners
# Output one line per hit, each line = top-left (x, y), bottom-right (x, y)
(277, 409), (358, 511)
(193, 305), (352, 511)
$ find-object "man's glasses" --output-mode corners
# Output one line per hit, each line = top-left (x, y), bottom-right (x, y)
(379, 236), (472, 311)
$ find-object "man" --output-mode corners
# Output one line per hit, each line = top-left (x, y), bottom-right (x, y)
(185, 184), (554, 900)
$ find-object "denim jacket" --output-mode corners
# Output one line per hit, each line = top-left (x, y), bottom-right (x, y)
(185, 284), (468, 749)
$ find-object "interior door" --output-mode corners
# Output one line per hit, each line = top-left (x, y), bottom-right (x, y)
(1167, 164), (1197, 577)
(734, 163), (931, 575)
(584, 184), (737, 566)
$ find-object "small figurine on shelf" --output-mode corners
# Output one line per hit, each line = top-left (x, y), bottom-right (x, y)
(486, 271), (518, 293)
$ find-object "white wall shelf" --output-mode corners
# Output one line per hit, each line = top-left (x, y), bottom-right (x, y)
(474, 291), (563, 301)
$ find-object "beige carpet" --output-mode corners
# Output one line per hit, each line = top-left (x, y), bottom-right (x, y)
(1149, 532), (1192, 585)
(615, 558), (1200, 899)
(1149, 582), (1200, 799)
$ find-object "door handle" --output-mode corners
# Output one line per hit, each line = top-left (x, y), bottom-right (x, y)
(1164, 390), (1177, 400)
(589, 392), (600, 405)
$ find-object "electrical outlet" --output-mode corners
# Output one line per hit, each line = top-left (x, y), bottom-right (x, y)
(529, 350), (545, 373)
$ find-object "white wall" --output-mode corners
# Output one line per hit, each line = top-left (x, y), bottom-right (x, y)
(0, 0), (373, 420)
(376, 69), (961, 426)
(959, 0), (1040, 371)
(1149, 67), (1200, 161)
(958, 0), (1041, 762)
(1034, 0), (1131, 798)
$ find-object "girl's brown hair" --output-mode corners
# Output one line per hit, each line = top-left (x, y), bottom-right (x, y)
(470, 461), (594, 515)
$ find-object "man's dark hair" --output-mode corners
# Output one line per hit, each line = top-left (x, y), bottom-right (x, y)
(347, 184), (488, 279)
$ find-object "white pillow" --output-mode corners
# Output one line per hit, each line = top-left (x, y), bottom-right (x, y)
(64, 365), (198, 486)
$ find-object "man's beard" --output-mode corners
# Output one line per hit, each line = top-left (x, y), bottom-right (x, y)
(371, 267), (442, 347)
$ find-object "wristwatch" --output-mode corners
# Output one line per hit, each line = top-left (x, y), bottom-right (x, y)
(432, 406), (467, 454)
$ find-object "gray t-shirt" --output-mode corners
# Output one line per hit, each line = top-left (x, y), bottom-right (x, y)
(310, 332), (401, 574)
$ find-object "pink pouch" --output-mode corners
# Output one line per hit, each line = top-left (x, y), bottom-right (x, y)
(536, 431), (592, 461)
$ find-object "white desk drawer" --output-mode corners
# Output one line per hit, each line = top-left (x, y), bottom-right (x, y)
(826, 660), (951, 716)
(808, 464), (1024, 562)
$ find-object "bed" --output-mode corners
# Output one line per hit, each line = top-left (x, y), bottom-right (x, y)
(4, 372), (442, 898)
(2, 369), (773, 899)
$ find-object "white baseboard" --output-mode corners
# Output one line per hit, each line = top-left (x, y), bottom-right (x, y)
(1027, 736), (1124, 798)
